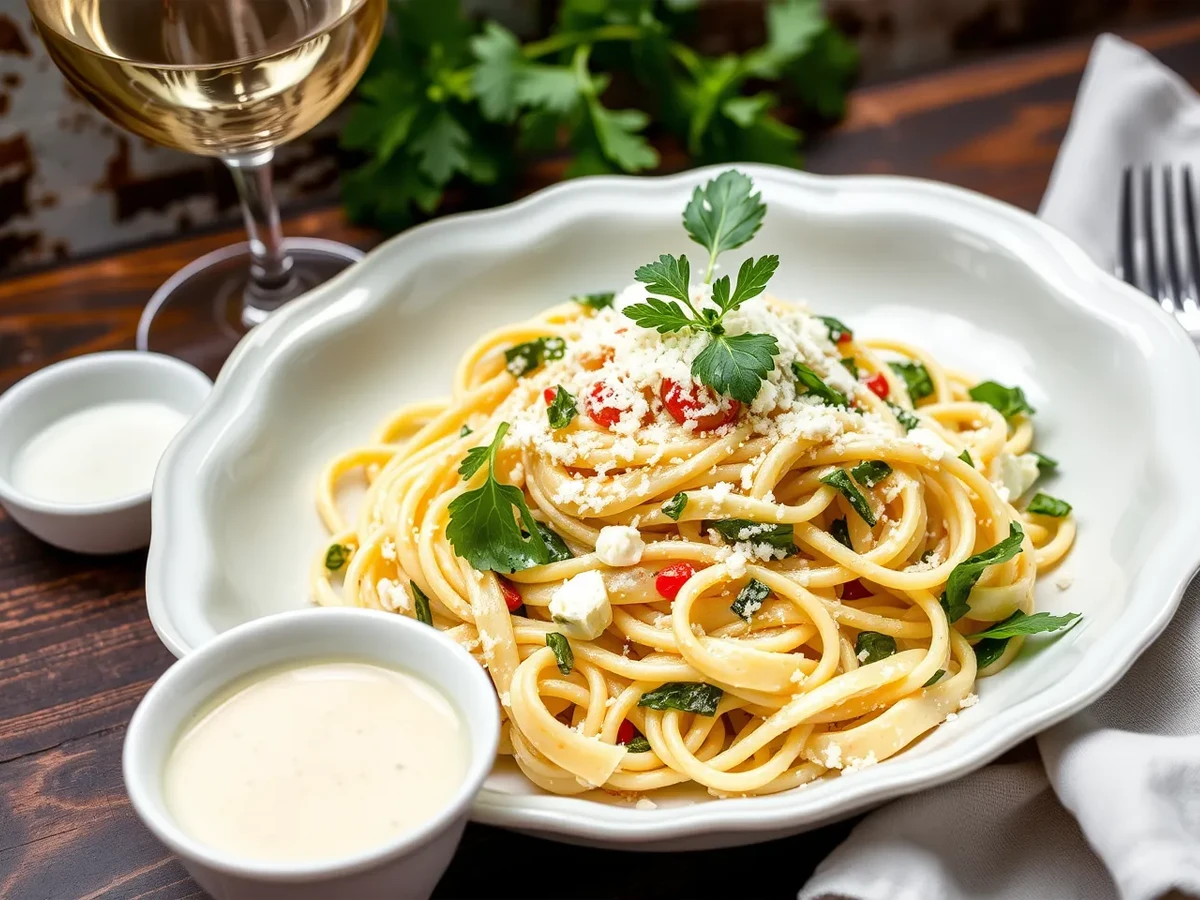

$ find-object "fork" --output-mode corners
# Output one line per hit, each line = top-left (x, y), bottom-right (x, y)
(1118, 164), (1200, 338)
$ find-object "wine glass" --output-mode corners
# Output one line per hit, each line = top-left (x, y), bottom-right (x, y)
(27, 0), (387, 377)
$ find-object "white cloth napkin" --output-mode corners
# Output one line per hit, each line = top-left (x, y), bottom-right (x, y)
(799, 35), (1200, 900)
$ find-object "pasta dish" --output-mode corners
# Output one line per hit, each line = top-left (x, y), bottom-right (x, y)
(312, 170), (1078, 799)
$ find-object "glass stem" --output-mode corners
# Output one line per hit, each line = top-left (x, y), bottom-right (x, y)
(222, 149), (295, 323)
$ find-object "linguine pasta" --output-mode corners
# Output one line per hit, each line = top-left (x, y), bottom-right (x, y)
(311, 171), (1076, 799)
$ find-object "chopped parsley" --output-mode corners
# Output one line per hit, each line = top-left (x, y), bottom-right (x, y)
(889, 361), (934, 402)
(886, 400), (920, 432)
(923, 669), (946, 687)
(546, 632), (574, 675)
(818, 315), (853, 344)
(830, 516), (852, 549)
(620, 171), (781, 403)
(624, 734), (652, 753)
(637, 682), (724, 716)
(819, 469), (876, 526)
(1027, 493), (1071, 517)
(792, 362), (849, 408)
(573, 292), (614, 310)
(855, 631), (897, 664)
(446, 422), (550, 573)
(958, 448), (973, 466)
(939, 522), (1024, 623)
(731, 578), (770, 621)
(662, 492), (688, 521)
(1032, 451), (1058, 472)
(850, 460), (892, 488)
(969, 381), (1034, 418)
(708, 519), (796, 555)
(324, 543), (349, 571)
(505, 335), (565, 377)
(411, 582), (433, 625)
(546, 385), (577, 429)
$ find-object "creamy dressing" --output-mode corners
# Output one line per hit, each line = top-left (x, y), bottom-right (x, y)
(11, 401), (187, 504)
(163, 660), (469, 864)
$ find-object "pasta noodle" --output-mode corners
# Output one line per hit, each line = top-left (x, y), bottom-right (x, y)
(311, 298), (1075, 798)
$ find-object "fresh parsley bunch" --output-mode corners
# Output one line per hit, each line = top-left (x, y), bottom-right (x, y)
(621, 169), (780, 403)
(341, 0), (857, 229)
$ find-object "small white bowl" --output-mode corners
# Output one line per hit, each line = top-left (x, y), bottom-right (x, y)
(0, 351), (211, 553)
(123, 608), (500, 900)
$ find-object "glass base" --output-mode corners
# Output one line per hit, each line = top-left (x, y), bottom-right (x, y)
(136, 237), (364, 379)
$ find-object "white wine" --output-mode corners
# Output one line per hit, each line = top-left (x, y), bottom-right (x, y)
(29, 0), (386, 156)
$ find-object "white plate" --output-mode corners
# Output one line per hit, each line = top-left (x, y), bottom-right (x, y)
(147, 165), (1200, 850)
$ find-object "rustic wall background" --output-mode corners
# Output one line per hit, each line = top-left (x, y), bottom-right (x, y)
(0, 0), (1189, 274)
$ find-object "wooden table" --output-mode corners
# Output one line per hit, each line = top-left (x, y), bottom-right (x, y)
(3, 19), (1199, 899)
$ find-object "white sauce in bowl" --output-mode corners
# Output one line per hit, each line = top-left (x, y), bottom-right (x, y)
(163, 660), (469, 864)
(11, 401), (186, 504)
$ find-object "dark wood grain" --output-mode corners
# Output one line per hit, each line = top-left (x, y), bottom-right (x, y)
(2, 18), (1200, 899)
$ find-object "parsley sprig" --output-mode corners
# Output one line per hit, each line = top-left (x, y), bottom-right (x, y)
(621, 171), (781, 403)
(446, 423), (550, 573)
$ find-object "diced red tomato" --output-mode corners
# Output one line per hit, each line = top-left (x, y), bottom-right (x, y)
(660, 379), (741, 431)
(617, 719), (635, 745)
(655, 562), (697, 602)
(836, 331), (852, 345)
(498, 577), (523, 612)
(543, 387), (558, 405)
(840, 579), (872, 601)
(586, 381), (624, 428)
(865, 373), (889, 399)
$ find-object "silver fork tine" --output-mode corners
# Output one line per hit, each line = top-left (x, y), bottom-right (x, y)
(1182, 164), (1200, 311)
(1119, 167), (1138, 289)
(1142, 165), (1162, 304)
(1162, 166), (1183, 311)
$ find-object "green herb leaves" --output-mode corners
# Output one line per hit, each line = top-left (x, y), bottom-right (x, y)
(969, 381), (1034, 418)
(820, 469), (876, 526)
(546, 632), (574, 675)
(662, 492), (688, 521)
(505, 336), (565, 376)
(683, 170), (767, 281)
(732, 578), (770, 621)
(709, 519), (796, 554)
(447, 423), (550, 573)
(1027, 493), (1071, 517)
(818, 315), (852, 344)
(971, 609), (1081, 669)
(792, 362), (848, 408)
(638, 682), (724, 716)
(621, 171), (782, 403)
(546, 386), (577, 429)
(830, 517), (852, 548)
(692, 333), (780, 403)
(412, 582), (434, 625)
(850, 460), (892, 488)
(325, 543), (349, 571)
(624, 735), (652, 753)
(889, 361), (933, 402)
(939, 522), (1025, 623)
(886, 401), (920, 432)
(573, 292), (614, 310)
(855, 631), (897, 664)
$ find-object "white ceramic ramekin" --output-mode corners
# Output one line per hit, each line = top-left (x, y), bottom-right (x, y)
(123, 608), (500, 900)
(0, 351), (211, 553)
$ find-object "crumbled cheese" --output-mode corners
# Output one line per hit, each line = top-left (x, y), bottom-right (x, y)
(499, 691), (511, 707)
(822, 744), (843, 769)
(856, 649), (870, 663)
(549, 571), (613, 640)
(944, 712), (959, 723)
(989, 452), (1040, 503)
(907, 427), (955, 461)
(635, 798), (658, 810)
(789, 668), (805, 685)
(959, 693), (979, 709)
(381, 539), (397, 560)
(375, 577), (412, 613)
(725, 550), (748, 579)
(842, 751), (878, 774)
(595, 525), (646, 567)
(1056, 575), (1074, 591)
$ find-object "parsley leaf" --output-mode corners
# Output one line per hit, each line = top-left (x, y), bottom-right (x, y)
(683, 170), (767, 281)
(959, 449), (973, 466)
(708, 519), (796, 554)
(573, 292), (614, 310)
(638, 682), (724, 716)
(830, 516), (852, 549)
(855, 631), (896, 664)
(1027, 493), (1071, 517)
(923, 669), (946, 687)
(692, 333), (779, 403)
(471, 22), (523, 122)
(634, 253), (693, 306)
(622, 295), (696, 334)
(710, 255), (780, 313)
(411, 582), (433, 625)
(886, 401), (920, 432)
(624, 734), (652, 753)
(889, 361), (934, 402)
(969, 381), (1035, 418)
(840, 357), (859, 378)
(546, 386), (577, 429)
(970, 610), (1081, 641)
(1033, 451), (1058, 472)
(546, 632), (574, 675)
(818, 315), (853, 343)
(446, 422), (550, 573)
(534, 521), (573, 563)
(459, 443), (491, 479)
(792, 362), (849, 408)
(662, 492), (688, 521)
(325, 543), (349, 571)
(731, 578), (770, 621)
(938, 522), (1024, 623)
(505, 336), (565, 376)
(820, 469), (876, 526)
(973, 637), (1009, 669)
(850, 460), (892, 488)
